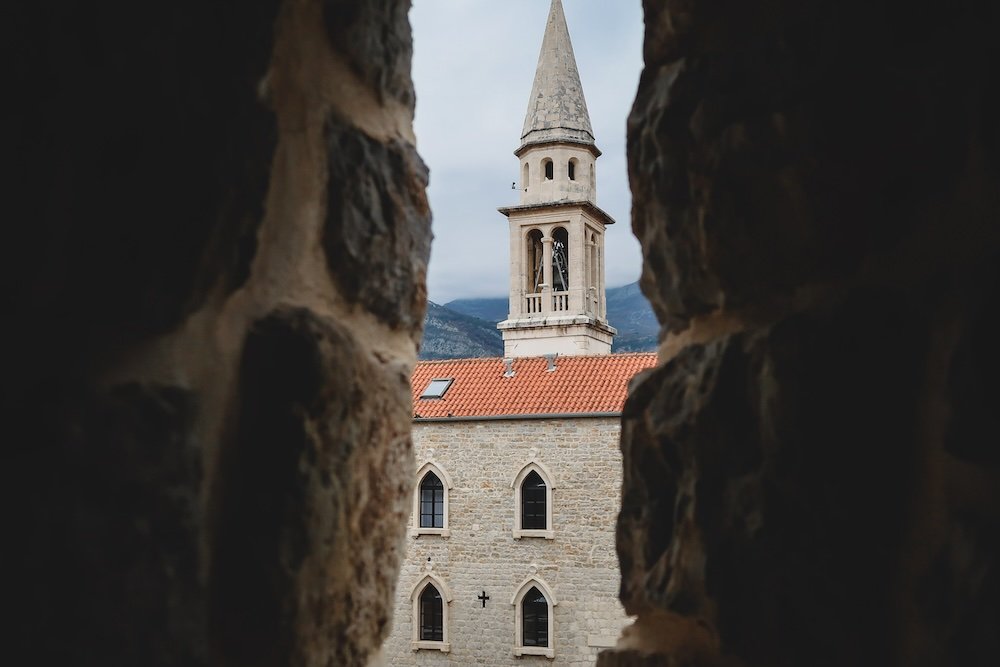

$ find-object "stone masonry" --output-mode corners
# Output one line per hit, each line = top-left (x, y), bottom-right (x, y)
(384, 417), (629, 666)
(6, 1), (428, 665)
(599, 0), (1000, 665)
(9, 1), (999, 666)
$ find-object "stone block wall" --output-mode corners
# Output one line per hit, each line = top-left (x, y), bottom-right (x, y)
(600, 0), (1000, 666)
(384, 417), (629, 666)
(5, 1), (428, 666)
(9, 1), (999, 666)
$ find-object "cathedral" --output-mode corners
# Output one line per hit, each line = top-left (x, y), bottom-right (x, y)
(384, 2), (656, 663)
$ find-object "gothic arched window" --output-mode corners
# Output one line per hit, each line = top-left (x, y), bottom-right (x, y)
(511, 461), (555, 539)
(523, 161), (530, 191)
(543, 158), (554, 180)
(521, 587), (548, 647)
(419, 472), (444, 528)
(411, 462), (452, 537)
(522, 471), (546, 530)
(419, 584), (444, 642)
(568, 158), (577, 181)
(410, 574), (452, 652)
(511, 576), (558, 658)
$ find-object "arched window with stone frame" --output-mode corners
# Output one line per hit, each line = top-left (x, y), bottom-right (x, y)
(511, 575), (558, 658)
(543, 157), (554, 180)
(551, 226), (569, 294)
(410, 574), (453, 653)
(511, 460), (555, 539)
(526, 228), (545, 297)
(411, 461), (453, 537)
(588, 231), (599, 314)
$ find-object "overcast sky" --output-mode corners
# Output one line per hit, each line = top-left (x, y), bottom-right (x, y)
(410, 0), (645, 304)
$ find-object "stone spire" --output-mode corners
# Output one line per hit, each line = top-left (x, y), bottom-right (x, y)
(519, 0), (596, 152)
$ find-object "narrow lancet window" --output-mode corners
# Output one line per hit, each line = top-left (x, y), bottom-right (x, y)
(543, 158), (554, 180)
(551, 227), (569, 292)
(527, 230), (544, 293)
(420, 472), (444, 528)
(521, 470), (547, 530)
(568, 159), (577, 181)
(419, 585), (444, 642)
(522, 587), (549, 647)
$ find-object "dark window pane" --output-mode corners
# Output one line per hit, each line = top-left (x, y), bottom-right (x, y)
(419, 472), (445, 529)
(521, 470), (546, 530)
(522, 587), (548, 647)
(419, 585), (444, 641)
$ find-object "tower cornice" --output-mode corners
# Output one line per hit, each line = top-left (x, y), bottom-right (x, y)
(514, 138), (601, 159)
(498, 200), (616, 227)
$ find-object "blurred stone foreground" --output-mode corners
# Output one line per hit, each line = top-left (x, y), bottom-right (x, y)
(4, 1), (998, 666)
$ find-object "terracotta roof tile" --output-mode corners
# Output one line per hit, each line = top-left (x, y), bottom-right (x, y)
(411, 353), (658, 419)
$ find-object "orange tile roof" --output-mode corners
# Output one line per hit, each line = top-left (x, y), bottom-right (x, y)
(411, 354), (658, 419)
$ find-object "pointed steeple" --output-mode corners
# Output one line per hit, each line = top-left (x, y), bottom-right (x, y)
(520, 0), (596, 152)
(498, 0), (615, 357)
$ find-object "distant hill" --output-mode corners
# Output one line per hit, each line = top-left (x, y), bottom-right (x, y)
(422, 282), (658, 357)
(419, 301), (502, 360)
(604, 281), (659, 352)
(443, 296), (508, 323)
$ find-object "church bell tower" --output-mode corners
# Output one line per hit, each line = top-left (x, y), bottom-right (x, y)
(497, 0), (616, 358)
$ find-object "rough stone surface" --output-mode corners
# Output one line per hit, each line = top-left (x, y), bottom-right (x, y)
(323, 0), (416, 107)
(210, 308), (414, 667)
(520, 0), (596, 148)
(6, 1), (426, 666)
(596, 651), (681, 667)
(605, 0), (1000, 665)
(384, 418), (629, 666)
(629, 0), (1000, 333)
(324, 118), (431, 332)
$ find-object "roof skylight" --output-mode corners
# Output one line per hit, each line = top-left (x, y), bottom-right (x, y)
(420, 378), (454, 399)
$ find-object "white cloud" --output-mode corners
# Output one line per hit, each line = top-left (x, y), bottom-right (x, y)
(411, 0), (645, 304)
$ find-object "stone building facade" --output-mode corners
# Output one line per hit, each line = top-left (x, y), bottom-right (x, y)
(384, 354), (656, 665)
(384, 5), (658, 663)
(385, 416), (625, 666)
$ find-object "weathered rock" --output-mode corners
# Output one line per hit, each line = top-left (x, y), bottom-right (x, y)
(323, 0), (416, 107)
(618, 291), (938, 665)
(629, 0), (999, 332)
(608, 0), (1000, 665)
(324, 118), (432, 333)
(57, 384), (204, 667)
(613, 293), (1000, 667)
(6, 1), (425, 666)
(596, 651), (672, 667)
(210, 308), (413, 666)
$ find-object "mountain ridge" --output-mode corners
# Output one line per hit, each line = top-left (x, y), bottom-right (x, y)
(419, 282), (658, 359)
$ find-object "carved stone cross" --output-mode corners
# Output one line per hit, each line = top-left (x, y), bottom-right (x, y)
(478, 590), (490, 608)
